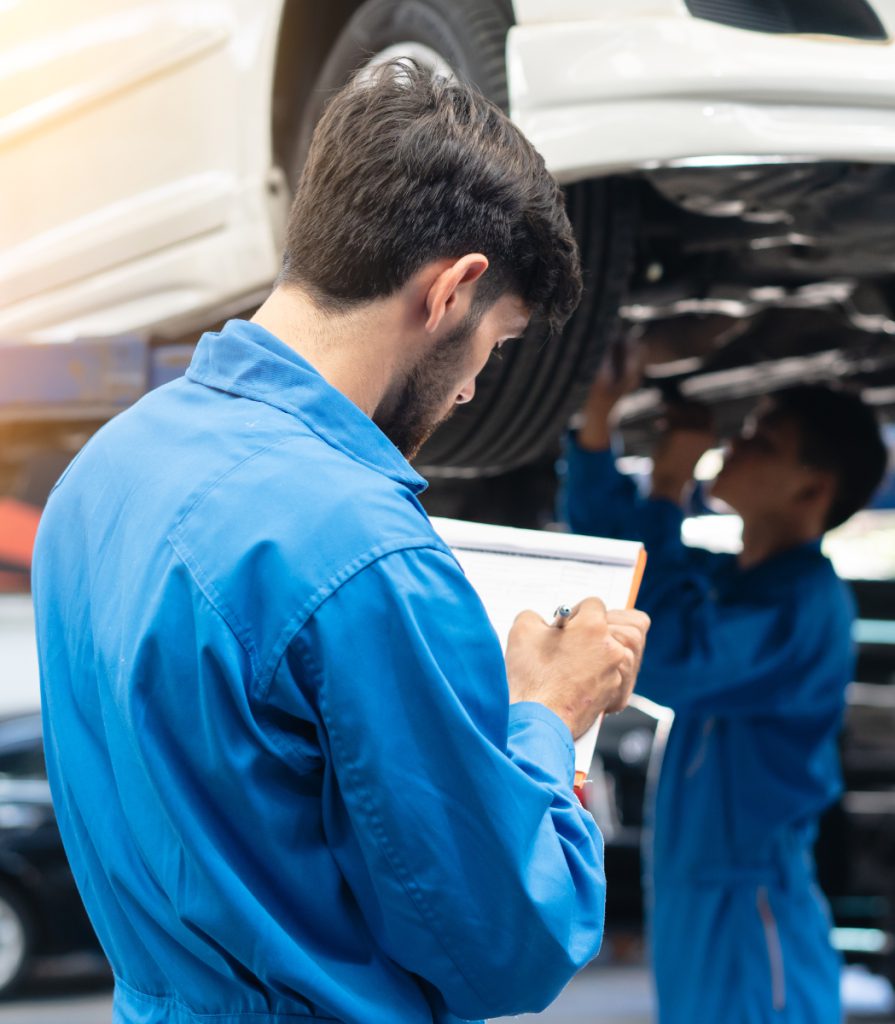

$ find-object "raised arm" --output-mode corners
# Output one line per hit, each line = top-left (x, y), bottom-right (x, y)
(561, 360), (715, 563)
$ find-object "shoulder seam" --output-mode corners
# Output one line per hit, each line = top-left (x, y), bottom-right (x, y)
(255, 539), (457, 700)
(166, 533), (260, 677)
(171, 435), (295, 533)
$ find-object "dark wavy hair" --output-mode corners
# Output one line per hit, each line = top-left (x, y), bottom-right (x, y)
(280, 59), (582, 335)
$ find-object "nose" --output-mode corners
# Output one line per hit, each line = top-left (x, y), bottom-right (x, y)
(456, 380), (476, 405)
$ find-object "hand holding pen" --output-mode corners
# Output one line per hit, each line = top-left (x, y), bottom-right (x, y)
(505, 598), (649, 739)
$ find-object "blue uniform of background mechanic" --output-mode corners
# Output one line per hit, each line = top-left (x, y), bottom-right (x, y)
(32, 65), (649, 1024)
(561, 367), (887, 1024)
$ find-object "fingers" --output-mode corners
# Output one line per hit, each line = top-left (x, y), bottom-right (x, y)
(598, 634), (635, 714)
(606, 609), (651, 632)
(607, 610), (650, 661)
(513, 609), (546, 627)
(517, 597), (610, 632)
(604, 610), (649, 713)
(513, 604), (646, 627)
(513, 602), (647, 639)
(608, 625), (645, 663)
(511, 609), (548, 635)
(506, 600), (649, 730)
(563, 597), (607, 630)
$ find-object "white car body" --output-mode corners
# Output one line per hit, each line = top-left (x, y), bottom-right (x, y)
(510, 0), (895, 180)
(0, 595), (40, 715)
(2, 0), (895, 341)
(1, 1), (289, 341)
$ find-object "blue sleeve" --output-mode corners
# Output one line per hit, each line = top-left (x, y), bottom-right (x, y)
(635, 571), (853, 715)
(560, 434), (850, 716)
(283, 546), (605, 1021)
(560, 436), (643, 542)
(560, 434), (709, 570)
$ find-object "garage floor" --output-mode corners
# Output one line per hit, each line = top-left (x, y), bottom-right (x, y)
(2, 958), (892, 1024)
(2, 965), (654, 1024)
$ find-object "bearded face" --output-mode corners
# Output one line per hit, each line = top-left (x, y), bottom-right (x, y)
(373, 313), (479, 460)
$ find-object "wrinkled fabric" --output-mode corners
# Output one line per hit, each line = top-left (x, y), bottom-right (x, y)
(32, 320), (607, 1024)
(561, 439), (851, 1023)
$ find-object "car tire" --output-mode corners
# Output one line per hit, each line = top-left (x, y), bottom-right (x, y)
(0, 880), (34, 998)
(292, 0), (636, 475)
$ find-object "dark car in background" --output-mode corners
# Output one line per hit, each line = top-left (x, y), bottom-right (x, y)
(824, 579), (895, 983)
(0, 712), (100, 997)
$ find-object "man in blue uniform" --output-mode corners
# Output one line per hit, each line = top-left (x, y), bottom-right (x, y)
(562, 364), (887, 1022)
(32, 63), (650, 1023)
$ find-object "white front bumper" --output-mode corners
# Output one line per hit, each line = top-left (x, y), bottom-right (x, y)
(507, 13), (895, 183)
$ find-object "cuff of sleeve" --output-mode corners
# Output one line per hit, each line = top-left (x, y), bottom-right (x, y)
(507, 702), (576, 788)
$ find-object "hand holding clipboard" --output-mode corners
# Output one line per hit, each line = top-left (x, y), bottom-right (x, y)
(432, 517), (648, 805)
(551, 550), (648, 797)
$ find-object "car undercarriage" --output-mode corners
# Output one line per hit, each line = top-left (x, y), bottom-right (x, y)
(611, 160), (895, 452)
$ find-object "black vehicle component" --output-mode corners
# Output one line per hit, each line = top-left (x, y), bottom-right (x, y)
(292, 0), (636, 476)
(685, 0), (887, 40)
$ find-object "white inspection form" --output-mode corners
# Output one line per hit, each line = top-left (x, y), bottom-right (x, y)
(431, 517), (646, 787)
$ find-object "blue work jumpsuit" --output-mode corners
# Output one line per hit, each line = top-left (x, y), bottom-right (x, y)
(32, 320), (607, 1024)
(562, 440), (851, 1024)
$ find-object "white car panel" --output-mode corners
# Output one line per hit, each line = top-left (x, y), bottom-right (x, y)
(512, 0), (686, 25)
(508, 15), (895, 183)
(0, 203), (279, 343)
(4, 0), (895, 340)
(0, 0), (286, 340)
(0, 596), (40, 716)
(2, 174), (236, 309)
(513, 0), (895, 37)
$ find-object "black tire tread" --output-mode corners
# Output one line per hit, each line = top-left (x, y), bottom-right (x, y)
(291, 0), (636, 475)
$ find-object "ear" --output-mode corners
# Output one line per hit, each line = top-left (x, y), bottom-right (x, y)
(424, 254), (489, 334)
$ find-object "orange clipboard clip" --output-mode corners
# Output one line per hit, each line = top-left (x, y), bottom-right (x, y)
(573, 547), (648, 804)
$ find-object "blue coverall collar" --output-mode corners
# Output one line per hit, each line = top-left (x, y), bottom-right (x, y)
(186, 319), (428, 494)
(740, 537), (824, 575)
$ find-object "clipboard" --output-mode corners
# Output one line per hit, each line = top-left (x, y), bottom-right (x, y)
(432, 517), (647, 799)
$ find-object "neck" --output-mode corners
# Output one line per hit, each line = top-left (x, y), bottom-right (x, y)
(738, 516), (820, 569)
(250, 284), (407, 416)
